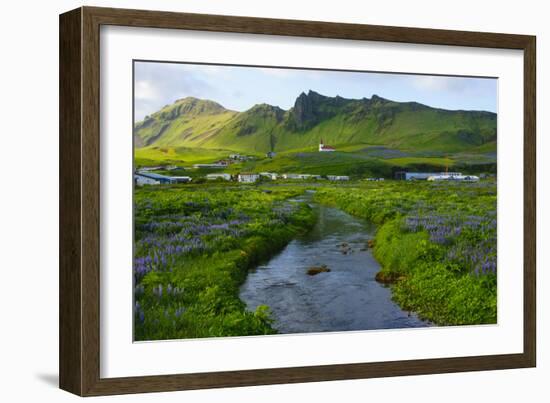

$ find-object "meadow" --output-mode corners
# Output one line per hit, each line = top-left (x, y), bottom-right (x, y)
(314, 180), (497, 325)
(133, 184), (315, 341)
(223, 147), (496, 179)
(134, 179), (496, 341)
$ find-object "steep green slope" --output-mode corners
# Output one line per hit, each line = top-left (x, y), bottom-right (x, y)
(134, 91), (497, 154)
(197, 104), (285, 153)
(134, 97), (237, 148)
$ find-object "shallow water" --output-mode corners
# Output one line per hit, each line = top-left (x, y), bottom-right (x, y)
(239, 196), (428, 334)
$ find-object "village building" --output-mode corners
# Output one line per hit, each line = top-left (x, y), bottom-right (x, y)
(282, 173), (321, 180)
(237, 173), (260, 183)
(259, 172), (278, 180)
(319, 139), (336, 152)
(134, 172), (192, 186)
(395, 171), (462, 181)
(229, 154), (254, 161)
(327, 175), (350, 181)
(193, 163), (227, 169)
(137, 166), (163, 172)
(135, 172), (165, 185)
(206, 173), (232, 181)
(428, 174), (479, 182)
(170, 176), (193, 183)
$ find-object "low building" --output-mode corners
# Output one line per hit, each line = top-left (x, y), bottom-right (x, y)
(170, 176), (193, 183)
(135, 172), (172, 185)
(259, 172), (278, 180)
(327, 175), (350, 181)
(193, 163), (227, 169)
(282, 173), (319, 180)
(237, 173), (260, 183)
(229, 154), (254, 161)
(134, 172), (189, 185)
(207, 173), (232, 181)
(395, 171), (462, 181)
(428, 174), (479, 182)
(137, 166), (163, 172)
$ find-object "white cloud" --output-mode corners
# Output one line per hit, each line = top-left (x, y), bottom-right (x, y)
(411, 76), (468, 92)
(135, 80), (160, 101)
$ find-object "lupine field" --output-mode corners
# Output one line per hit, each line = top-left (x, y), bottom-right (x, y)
(134, 179), (497, 341)
(314, 180), (497, 325)
(134, 184), (315, 341)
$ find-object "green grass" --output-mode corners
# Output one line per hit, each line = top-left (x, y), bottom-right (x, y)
(133, 184), (316, 340)
(134, 179), (497, 340)
(385, 156), (455, 167)
(314, 180), (497, 325)
(134, 146), (237, 167)
(137, 144), (495, 179)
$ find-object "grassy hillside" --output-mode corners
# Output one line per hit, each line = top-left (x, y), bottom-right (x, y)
(134, 91), (497, 155)
(134, 97), (237, 148)
(134, 147), (234, 167)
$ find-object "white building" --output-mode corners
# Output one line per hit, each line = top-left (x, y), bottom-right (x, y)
(229, 154), (254, 161)
(193, 163), (226, 169)
(137, 166), (163, 172)
(170, 176), (192, 183)
(282, 173), (321, 180)
(259, 172), (278, 180)
(395, 171), (462, 181)
(319, 139), (335, 152)
(206, 173), (232, 181)
(327, 175), (350, 181)
(237, 173), (260, 183)
(134, 172), (191, 185)
(428, 174), (479, 182)
(135, 173), (162, 185)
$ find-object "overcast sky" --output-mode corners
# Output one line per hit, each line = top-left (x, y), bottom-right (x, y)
(134, 61), (497, 122)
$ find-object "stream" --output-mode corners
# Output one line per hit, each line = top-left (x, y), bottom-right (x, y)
(239, 193), (428, 334)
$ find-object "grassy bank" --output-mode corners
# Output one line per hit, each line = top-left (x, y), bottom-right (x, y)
(134, 184), (315, 341)
(314, 180), (497, 325)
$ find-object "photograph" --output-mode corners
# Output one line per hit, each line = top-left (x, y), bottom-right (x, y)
(132, 61), (498, 342)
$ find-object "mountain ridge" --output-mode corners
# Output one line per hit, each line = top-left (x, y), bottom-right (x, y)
(134, 91), (497, 154)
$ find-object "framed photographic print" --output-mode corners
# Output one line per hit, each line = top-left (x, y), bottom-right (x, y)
(59, 6), (536, 396)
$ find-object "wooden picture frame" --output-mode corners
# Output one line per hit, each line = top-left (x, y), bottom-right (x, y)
(59, 6), (536, 396)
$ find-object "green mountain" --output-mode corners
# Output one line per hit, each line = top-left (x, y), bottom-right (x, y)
(134, 91), (497, 154)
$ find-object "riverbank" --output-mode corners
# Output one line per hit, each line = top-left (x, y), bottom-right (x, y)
(133, 185), (316, 341)
(240, 196), (428, 333)
(314, 180), (497, 326)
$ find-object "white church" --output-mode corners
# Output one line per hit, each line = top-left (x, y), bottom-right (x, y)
(319, 139), (335, 152)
